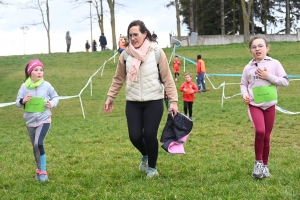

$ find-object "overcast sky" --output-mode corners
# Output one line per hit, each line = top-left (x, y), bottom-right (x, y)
(0, 0), (189, 56)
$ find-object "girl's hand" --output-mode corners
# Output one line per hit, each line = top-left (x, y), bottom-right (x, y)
(46, 101), (52, 109)
(243, 94), (250, 105)
(23, 93), (33, 104)
(104, 98), (114, 113)
(257, 67), (269, 80)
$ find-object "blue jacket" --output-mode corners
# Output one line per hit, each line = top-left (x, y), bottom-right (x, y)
(99, 36), (107, 45)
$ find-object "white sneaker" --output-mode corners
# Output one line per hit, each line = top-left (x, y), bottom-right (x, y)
(139, 156), (148, 172)
(175, 78), (177, 81)
(252, 161), (264, 178)
(262, 165), (271, 178)
(146, 167), (159, 178)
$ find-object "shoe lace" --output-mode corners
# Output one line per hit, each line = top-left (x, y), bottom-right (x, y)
(255, 162), (263, 172)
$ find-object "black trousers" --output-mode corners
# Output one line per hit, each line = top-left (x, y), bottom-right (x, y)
(126, 99), (164, 168)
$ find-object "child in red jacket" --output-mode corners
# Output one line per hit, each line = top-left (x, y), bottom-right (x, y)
(179, 73), (198, 121)
(172, 55), (181, 81)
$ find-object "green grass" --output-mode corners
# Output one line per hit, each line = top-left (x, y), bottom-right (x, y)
(1, 42), (300, 199)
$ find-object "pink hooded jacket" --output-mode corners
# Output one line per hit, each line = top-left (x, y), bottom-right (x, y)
(240, 56), (289, 110)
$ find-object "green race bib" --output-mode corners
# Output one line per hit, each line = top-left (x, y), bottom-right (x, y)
(253, 85), (277, 103)
(24, 97), (45, 113)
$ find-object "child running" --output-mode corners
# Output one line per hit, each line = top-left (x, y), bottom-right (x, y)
(179, 72), (198, 121)
(240, 34), (289, 179)
(172, 55), (181, 81)
(16, 59), (59, 182)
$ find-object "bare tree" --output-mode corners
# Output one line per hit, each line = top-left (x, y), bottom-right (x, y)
(107, 0), (117, 50)
(166, 0), (181, 40)
(70, 0), (105, 36)
(240, 0), (253, 42)
(23, 0), (51, 53)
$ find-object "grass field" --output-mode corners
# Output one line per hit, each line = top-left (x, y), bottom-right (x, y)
(0, 42), (300, 199)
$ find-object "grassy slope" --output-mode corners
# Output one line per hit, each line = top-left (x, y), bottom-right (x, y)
(0, 42), (299, 199)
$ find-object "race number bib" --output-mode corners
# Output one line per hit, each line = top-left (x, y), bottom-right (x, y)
(252, 85), (277, 103)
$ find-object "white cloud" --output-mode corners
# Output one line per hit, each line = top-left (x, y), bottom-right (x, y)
(0, 0), (187, 56)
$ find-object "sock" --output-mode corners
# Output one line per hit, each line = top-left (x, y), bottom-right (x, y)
(40, 154), (46, 171)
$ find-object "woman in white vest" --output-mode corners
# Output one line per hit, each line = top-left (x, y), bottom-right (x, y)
(104, 20), (178, 178)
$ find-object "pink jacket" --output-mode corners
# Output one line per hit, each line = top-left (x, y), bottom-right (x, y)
(240, 56), (289, 109)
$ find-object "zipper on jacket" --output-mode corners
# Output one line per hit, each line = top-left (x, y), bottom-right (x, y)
(139, 64), (143, 101)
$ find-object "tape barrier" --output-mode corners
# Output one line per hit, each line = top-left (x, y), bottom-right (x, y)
(169, 37), (300, 115)
(1, 44), (300, 116)
(0, 50), (119, 119)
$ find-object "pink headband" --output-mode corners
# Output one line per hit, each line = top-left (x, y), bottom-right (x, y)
(27, 60), (44, 75)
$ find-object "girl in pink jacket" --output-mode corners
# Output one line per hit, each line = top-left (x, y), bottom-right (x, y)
(240, 34), (289, 179)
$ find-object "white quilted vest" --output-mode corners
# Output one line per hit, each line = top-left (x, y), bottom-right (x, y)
(125, 45), (164, 101)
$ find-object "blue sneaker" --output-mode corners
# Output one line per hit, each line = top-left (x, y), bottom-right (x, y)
(39, 171), (49, 182)
(35, 169), (40, 180)
(146, 167), (159, 178)
(139, 156), (148, 172)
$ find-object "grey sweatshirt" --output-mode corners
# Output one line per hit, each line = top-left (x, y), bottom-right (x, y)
(16, 80), (59, 127)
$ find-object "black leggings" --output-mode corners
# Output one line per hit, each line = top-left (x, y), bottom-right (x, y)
(126, 99), (164, 168)
(184, 101), (193, 117)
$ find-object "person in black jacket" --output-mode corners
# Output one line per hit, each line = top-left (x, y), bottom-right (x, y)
(92, 40), (97, 52)
(85, 40), (90, 52)
(99, 33), (107, 51)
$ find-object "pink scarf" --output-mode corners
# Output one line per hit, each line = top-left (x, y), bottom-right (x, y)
(128, 39), (151, 82)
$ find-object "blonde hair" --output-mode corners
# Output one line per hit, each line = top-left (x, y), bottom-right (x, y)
(184, 72), (192, 77)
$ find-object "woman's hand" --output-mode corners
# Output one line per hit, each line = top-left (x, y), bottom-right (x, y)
(168, 102), (178, 115)
(104, 98), (114, 113)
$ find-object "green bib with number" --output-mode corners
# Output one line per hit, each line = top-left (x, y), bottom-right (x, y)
(24, 97), (45, 112)
(252, 85), (277, 103)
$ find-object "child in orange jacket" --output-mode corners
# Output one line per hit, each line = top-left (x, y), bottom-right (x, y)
(179, 73), (198, 121)
(172, 55), (181, 81)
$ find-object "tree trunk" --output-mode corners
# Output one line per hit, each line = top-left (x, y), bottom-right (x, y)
(95, 0), (104, 34)
(240, 0), (253, 42)
(232, 0), (236, 34)
(107, 0), (117, 50)
(38, 0), (51, 53)
(221, 0), (225, 35)
(263, 0), (267, 34)
(175, 0), (181, 40)
(189, 0), (194, 33)
(46, 0), (50, 53)
(251, 4), (254, 34)
(286, 0), (290, 34)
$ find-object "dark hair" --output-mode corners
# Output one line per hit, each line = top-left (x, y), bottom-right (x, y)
(249, 34), (270, 56)
(175, 55), (178, 58)
(24, 62), (30, 80)
(126, 20), (156, 45)
(197, 54), (202, 59)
